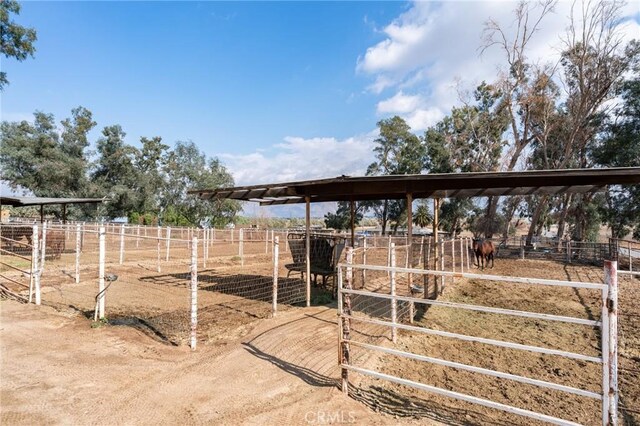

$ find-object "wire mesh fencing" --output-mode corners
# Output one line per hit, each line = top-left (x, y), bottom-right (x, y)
(0, 222), (38, 302)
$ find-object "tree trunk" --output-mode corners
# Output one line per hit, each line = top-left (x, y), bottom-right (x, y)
(381, 200), (389, 235)
(556, 193), (572, 250)
(525, 195), (549, 246)
(484, 196), (500, 238)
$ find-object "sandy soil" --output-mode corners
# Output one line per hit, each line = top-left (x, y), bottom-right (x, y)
(1, 250), (637, 425)
(1, 301), (428, 426)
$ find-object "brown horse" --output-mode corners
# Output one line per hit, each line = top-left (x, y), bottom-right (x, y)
(472, 238), (495, 270)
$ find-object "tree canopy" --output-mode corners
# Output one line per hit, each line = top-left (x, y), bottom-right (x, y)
(0, 0), (37, 90)
(0, 107), (239, 226)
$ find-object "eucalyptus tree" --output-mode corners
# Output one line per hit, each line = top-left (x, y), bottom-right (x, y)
(324, 201), (365, 231)
(161, 141), (240, 227)
(91, 125), (141, 218)
(422, 83), (508, 237)
(0, 0), (37, 90)
(366, 116), (425, 234)
(593, 73), (640, 239)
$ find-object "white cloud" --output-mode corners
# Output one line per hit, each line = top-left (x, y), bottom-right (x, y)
(405, 107), (445, 132)
(218, 132), (378, 217)
(377, 91), (424, 114)
(358, 0), (640, 130)
(218, 131), (377, 187)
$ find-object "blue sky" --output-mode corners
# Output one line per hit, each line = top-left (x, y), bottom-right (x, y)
(2, 1), (639, 216)
(2, 1), (406, 157)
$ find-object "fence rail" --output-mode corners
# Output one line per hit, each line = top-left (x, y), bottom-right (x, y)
(337, 250), (619, 426)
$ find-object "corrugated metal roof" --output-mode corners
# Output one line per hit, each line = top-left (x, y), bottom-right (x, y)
(0, 196), (106, 207)
(188, 167), (640, 205)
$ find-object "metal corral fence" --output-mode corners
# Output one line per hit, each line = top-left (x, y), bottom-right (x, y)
(609, 239), (639, 273)
(337, 249), (620, 426)
(495, 235), (640, 267)
(0, 222), (307, 349)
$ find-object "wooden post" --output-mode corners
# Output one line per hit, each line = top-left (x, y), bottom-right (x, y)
(119, 225), (125, 264)
(602, 260), (619, 425)
(75, 224), (81, 284)
(628, 241), (632, 272)
(305, 196), (311, 308)
(341, 246), (354, 394)
(62, 203), (67, 224)
(98, 226), (106, 319)
(190, 237), (198, 350)
(433, 198), (440, 298)
(406, 193), (413, 283)
(40, 204), (44, 223)
(165, 227), (171, 261)
(272, 236), (279, 317)
(350, 199), (355, 248)
(265, 229), (269, 254)
(390, 243), (397, 343)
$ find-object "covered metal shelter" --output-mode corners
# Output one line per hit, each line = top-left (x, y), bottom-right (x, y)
(189, 167), (640, 305)
(0, 196), (106, 223)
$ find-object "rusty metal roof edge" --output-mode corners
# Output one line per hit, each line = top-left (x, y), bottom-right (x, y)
(0, 196), (107, 207)
(190, 167), (640, 202)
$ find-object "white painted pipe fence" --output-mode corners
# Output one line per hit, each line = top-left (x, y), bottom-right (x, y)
(337, 257), (619, 426)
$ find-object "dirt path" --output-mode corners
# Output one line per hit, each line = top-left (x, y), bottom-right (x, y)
(0, 300), (429, 425)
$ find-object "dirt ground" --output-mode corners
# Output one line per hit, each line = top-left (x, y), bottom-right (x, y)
(1, 252), (638, 425)
(1, 300), (428, 426)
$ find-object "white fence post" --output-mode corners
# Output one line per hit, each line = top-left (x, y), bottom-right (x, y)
(239, 228), (244, 266)
(460, 238), (464, 273)
(341, 246), (354, 395)
(439, 241), (445, 294)
(190, 237), (198, 350)
(390, 243), (397, 343)
(452, 239), (456, 284)
(136, 224), (140, 248)
(80, 222), (85, 253)
(119, 225), (125, 265)
(31, 224), (40, 305)
(466, 238), (470, 271)
(98, 226), (106, 319)
(362, 238), (368, 285)
(603, 260), (618, 425)
(40, 221), (47, 270)
(203, 229), (208, 269)
(387, 236), (392, 277)
(166, 227), (172, 261)
(265, 229), (269, 254)
(75, 224), (81, 284)
(156, 226), (161, 273)
(272, 236), (279, 317)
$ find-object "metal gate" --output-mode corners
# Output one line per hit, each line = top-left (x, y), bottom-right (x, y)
(337, 248), (619, 426)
